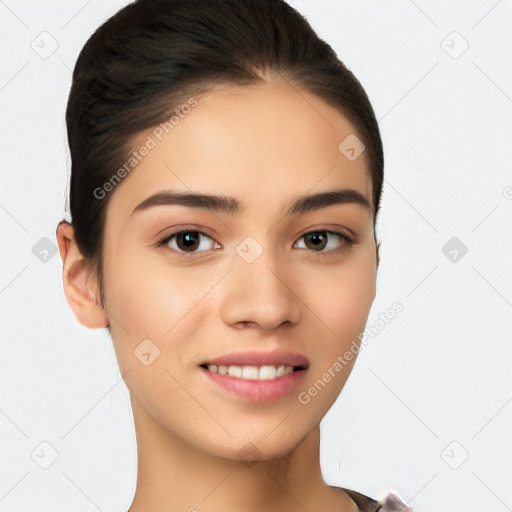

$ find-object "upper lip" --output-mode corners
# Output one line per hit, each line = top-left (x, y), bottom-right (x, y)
(200, 350), (310, 369)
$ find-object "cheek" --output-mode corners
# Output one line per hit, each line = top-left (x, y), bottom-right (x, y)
(102, 250), (225, 385)
(102, 251), (200, 368)
(311, 255), (376, 343)
(297, 257), (375, 414)
(104, 251), (198, 331)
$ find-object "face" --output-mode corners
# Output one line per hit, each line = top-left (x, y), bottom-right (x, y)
(99, 81), (377, 461)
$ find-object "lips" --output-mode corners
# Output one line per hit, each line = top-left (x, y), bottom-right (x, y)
(199, 350), (310, 369)
(198, 350), (309, 402)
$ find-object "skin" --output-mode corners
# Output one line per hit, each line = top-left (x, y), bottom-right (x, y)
(57, 80), (380, 512)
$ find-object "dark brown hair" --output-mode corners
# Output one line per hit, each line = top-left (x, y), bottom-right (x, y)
(61, 0), (384, 310)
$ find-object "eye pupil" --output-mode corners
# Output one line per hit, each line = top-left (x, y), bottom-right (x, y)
(305, 232), (327, 250)
(177, 231), (200, 251)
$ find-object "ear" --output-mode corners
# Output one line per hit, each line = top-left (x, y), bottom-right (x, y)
(376, 240), (381, 269)
(56, 221), (108, 329)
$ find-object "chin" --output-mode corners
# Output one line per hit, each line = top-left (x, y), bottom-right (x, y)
(202, 423), (312, 463)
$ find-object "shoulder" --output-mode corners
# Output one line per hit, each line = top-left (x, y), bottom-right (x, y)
(332, 486), (413, 512)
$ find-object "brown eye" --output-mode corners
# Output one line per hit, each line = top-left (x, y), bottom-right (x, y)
(175, 231), (201, 252)
(158, 230), (218, 256)
(293, 230), (353, 254)
(303, 232), (328, 251)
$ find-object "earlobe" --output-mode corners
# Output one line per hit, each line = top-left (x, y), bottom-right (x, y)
(56, 221), (109, 329)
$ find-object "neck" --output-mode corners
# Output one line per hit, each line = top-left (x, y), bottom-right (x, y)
(127, 393), (344, 512)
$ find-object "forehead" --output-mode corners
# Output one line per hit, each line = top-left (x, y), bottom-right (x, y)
(105, 81), (373, 221)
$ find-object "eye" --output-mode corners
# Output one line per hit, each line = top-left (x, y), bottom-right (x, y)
(156, 229), (219, 258)
(155, 228), (354, 259)
(293, 230), (354, 255)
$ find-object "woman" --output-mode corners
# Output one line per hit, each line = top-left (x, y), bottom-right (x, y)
(56, 0), (411, 510)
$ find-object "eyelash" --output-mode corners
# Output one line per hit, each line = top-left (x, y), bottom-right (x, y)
(154, 228), (354, 259)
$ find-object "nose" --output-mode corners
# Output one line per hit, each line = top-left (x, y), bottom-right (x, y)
(219, 247), (302, 331)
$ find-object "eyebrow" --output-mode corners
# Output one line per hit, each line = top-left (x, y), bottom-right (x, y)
(130, 187), (372, 217)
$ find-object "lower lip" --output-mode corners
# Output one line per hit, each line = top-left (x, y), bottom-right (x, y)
(200, 366), (307, 402)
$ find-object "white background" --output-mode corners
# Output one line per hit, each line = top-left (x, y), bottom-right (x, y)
(1, 1), (511, 511)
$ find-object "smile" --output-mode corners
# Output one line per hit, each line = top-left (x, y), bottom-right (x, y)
(198, 350), (310, 402)
(202, 364), (296, 380)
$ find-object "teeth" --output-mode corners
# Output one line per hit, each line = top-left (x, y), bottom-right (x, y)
(228, 365), (242, 377)
(206, 364), (295, 380)
(259, 365), (276, 380)
(241, 366), (258, 379)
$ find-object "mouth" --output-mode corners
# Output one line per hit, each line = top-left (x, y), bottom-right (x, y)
(199, 363), (306, 380)
(198, 351), (309, 402)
